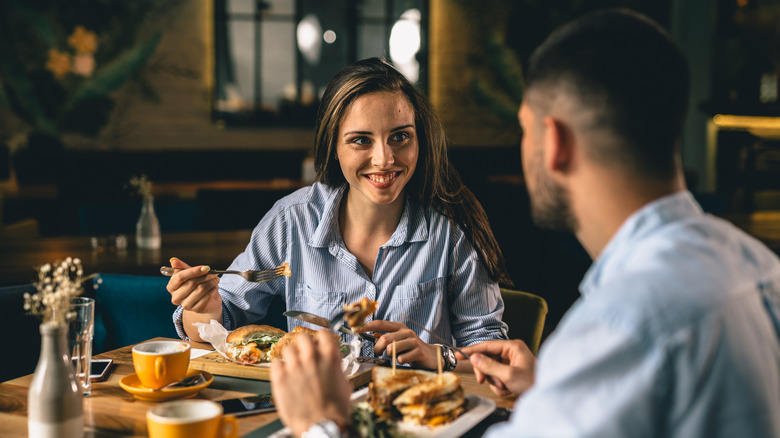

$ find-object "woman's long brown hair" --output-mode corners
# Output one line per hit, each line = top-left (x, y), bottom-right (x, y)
(313, 58), (512, 286)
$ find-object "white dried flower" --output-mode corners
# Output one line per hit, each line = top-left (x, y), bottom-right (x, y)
(24, 258), (91, 326)
(128, 174), (154, 200)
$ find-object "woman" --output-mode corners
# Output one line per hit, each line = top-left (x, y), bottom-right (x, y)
(167, 58), (510, 370)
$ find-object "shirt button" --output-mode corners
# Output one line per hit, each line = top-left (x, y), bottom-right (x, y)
(368, 284), (376, 292)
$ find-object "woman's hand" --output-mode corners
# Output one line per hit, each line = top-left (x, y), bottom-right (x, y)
(271, 330), (352, 438)
(359, 320), (440, 370)
(165, 257), (222, 340)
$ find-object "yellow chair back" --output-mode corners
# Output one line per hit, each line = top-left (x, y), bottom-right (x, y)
(500, 288), (548, 355)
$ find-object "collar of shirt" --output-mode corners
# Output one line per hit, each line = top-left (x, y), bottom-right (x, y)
(306, 183), (429, 249)
(580, 190), (704, 297)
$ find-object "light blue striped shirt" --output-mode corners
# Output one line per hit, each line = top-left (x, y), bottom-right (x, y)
(487, 191), (780, 437)
(174, 182), (508, 355)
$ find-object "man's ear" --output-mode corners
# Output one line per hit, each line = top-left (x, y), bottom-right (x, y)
(542, 115), (572, 174)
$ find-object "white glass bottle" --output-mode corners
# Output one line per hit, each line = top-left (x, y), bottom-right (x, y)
(136, 196), (161, 249)
(28, 324), (83, 438)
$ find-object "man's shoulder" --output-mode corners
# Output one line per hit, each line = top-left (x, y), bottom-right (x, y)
(585, 214), (780, 333)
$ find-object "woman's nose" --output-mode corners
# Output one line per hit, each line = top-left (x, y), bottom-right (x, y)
(371, 142), (394, 168)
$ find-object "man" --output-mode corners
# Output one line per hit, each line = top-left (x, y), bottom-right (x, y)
(271, 9), (780, 437)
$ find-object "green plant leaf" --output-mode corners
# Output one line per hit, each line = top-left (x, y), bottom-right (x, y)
(0, 79), (10, 108)
(67, 32), (162, 106)
(471, 77), (521, 122)
(486, 34), (525, 103)
(0, 60), (58, 135)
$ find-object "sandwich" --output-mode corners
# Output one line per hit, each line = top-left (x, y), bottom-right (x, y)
(392, 371), (465, 427)
(367, 366), (466, 427)
(368, 366), (438, 419)
(225, 324), (286, 364)
(268, 326), (341, 360)
(343, 297), (377, 328)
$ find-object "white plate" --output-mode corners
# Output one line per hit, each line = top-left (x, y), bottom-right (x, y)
(268, 387), (496, 438)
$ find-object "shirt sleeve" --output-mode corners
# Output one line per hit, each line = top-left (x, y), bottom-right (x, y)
(448, 228), (509, 346)
(171, 200), (289, 336)
(485, 314), (665, 438)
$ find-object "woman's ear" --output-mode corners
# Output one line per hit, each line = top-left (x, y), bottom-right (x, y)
(542, 115), (573, 174)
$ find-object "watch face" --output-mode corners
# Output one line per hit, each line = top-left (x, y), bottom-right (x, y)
(442, 345), (457, 370)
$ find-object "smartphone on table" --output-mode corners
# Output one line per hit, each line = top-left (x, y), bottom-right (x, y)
(219, 394), (276, 417)
(72, 358), (114, 382)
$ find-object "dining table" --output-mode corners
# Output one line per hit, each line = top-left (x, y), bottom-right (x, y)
(0, 337), (518, 437)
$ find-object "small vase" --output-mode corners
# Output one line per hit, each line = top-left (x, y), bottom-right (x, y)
(28, 324), (84, 438)
(136, 196), (161, 250)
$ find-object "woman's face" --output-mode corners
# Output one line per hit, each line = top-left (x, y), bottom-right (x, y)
(336, 91), (418, 208)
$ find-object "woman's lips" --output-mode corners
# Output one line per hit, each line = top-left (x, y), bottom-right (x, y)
(364, 171), (400, 187)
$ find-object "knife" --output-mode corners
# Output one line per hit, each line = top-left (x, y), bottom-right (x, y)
(283, 310), (377, 344)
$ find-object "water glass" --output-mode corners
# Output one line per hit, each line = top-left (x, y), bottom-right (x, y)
(69, 297), (95, 396)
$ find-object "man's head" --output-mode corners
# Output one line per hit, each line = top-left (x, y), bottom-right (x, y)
(520, 9), (690, 232)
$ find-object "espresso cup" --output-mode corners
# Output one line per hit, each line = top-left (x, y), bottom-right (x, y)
(147, 400), (238, 438)
(132, 341), (191, 389)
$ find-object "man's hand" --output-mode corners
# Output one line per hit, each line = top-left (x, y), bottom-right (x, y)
(271, 330), (352, 438)
(457, 339), (536, 397)
(359, 320), (440, 370)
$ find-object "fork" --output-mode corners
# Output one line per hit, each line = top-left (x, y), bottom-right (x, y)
(159, 262), (290, 283)
(328, 307), (360, 333)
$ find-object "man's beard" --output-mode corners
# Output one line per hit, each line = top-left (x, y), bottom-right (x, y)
(527, 148), (578, 233)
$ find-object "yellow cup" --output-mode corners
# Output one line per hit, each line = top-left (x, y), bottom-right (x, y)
(132, 341), (191, 389)
(147, 400), (238, 438)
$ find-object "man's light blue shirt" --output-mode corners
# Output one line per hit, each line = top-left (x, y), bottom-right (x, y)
(487, 191), (780, 437)
(174, 182), (508, 353)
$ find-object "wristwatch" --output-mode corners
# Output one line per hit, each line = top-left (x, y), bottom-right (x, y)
(302, 419), (344, 438)
(436, 344), (458, 371)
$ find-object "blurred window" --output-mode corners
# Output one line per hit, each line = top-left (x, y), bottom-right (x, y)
(213, 0), (427, 128)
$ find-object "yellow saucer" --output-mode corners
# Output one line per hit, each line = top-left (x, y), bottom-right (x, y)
(119, 369), (213, 402)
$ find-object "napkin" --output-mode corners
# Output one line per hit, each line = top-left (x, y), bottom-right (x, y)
(194, 320), (362, 376)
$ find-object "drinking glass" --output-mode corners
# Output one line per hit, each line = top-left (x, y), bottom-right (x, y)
(69, 297), (95, 396)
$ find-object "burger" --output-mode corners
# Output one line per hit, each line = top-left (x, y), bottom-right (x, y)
(225, 324), (286, 364)
(367, 366), (466, 427)
(268, 326), (344, 360)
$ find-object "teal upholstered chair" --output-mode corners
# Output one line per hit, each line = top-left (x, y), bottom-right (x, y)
(91, 274), (179, 353)
(500, 288), (548, 355)
(90, 273), (288, 353)
(0, 283), (43, 381)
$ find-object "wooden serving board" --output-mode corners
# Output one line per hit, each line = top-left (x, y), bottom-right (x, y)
(189, 352), (384, 388)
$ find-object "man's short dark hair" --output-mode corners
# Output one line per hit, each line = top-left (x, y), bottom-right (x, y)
(525, 9), (690, 180)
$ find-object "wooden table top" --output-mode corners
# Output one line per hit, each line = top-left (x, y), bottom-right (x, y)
(0, 230), (253, 287)
(0, 338), (517, 437)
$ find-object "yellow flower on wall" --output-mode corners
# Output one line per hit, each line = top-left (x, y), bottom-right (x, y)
(45, 49), (71, 79)
(72, 53), (95, 77)
(45, 27), (98, 80)
(67, 25), (98, 54)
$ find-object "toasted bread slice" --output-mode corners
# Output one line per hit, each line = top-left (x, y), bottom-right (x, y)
(392, 371), (461, 406)
(367, 367), (439, 417)
(393, 372), (465, 426)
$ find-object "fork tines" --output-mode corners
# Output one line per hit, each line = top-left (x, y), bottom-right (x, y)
(251, 263), (291, 282)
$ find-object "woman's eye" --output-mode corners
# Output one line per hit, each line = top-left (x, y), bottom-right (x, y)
(390, 132), (410, 142)
(350, 136), (371, 146)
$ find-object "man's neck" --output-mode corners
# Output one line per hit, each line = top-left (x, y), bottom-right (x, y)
(572, 170), (684, 260)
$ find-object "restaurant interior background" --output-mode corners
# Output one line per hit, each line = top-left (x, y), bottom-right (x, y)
(1, 0), (779, 339)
